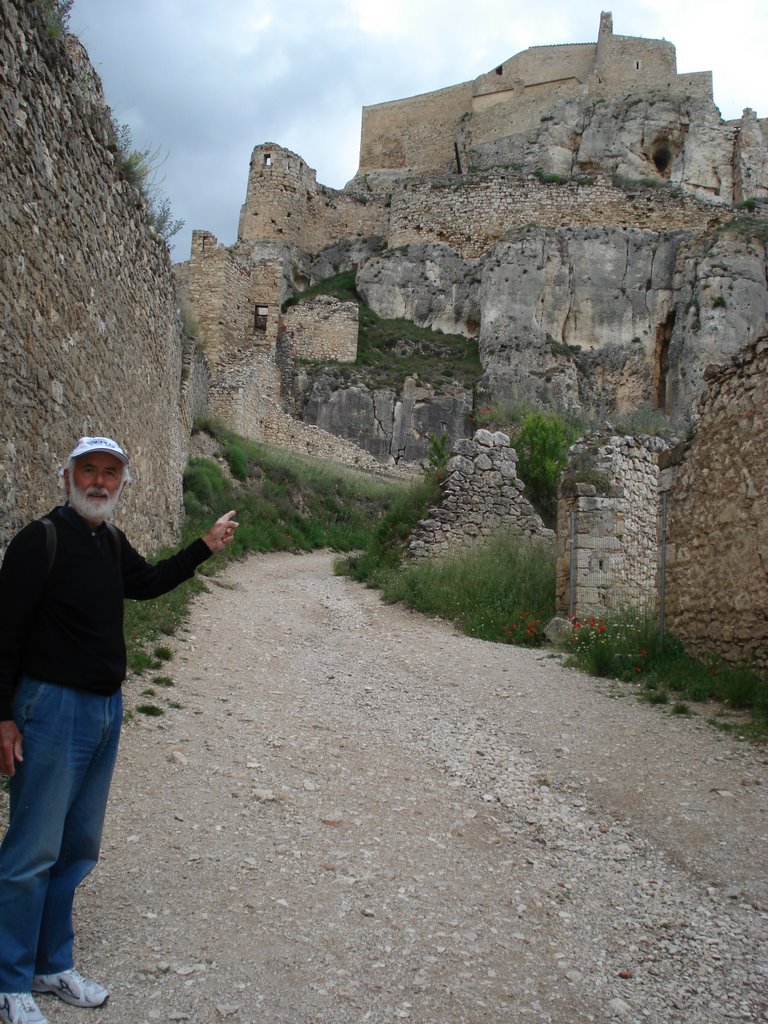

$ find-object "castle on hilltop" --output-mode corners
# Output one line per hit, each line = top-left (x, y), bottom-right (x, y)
(358, 11), (714, 180)
(2, 0), (765, 667)
(178, 10), (767, 450)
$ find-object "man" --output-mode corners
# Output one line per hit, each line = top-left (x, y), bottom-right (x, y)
(0, 436), (238, 1024)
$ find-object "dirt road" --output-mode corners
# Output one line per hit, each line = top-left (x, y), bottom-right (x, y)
(32, 551), (768, 1024)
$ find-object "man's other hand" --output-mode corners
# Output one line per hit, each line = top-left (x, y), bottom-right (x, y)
(0, 720), (23, 776)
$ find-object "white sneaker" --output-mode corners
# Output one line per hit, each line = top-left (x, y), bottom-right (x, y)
(0, 993), (48, 1024)
(32, 969), (109, 1008)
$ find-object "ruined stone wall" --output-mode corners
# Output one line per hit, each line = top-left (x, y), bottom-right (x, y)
(188, 232), (253, 365)
(179, 335), (210, 435)
(664, 336), (768, 667)
(359, 83), (473, 175)
(239, 144), (387, 253)
(555, 436), (670, 618)
(207, 346), (280, 442)
(0, 0), (187, 555)
(408, 430), (553, 558)
(281, 297), (358, 363)
(389, 175), (727, 259)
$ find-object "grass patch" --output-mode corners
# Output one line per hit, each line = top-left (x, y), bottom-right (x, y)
(340, 463), (556, 648)
(565, 610), (768, 741)
(136, 704), (164, 717)
(376, 533), (557, 646)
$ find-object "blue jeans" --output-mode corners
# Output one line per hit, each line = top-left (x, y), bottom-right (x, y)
(0, 678), (122, 992)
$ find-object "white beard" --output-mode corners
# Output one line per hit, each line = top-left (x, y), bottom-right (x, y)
(68, 482), (122, 524)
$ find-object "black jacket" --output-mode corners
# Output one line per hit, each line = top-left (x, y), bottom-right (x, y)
(0, 504), (211, 719)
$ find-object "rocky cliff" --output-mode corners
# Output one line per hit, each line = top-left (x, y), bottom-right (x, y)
(184, 16), (768, 463)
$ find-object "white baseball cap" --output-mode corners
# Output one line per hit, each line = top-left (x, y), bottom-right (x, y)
(67, 436), (129, 465)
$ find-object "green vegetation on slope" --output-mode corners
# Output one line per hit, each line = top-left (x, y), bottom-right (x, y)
(284, 271), (482, 389)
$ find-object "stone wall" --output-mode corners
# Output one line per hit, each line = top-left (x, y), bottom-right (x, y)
(389, 174), (727, 260)
(555, 435), (671, 618)
(0, 0), (187, 555)
(408, 430), (553, 558)
(281, 297), (358, 363)
(359, 83), (473, 176)
(187, 231), (282, 367)
(663, 336), (768, 667)
(238, 144), (387, 254)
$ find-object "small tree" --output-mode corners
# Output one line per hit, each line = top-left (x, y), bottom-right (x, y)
(514, 411), (578, 526)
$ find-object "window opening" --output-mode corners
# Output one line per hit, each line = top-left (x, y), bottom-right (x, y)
(254, 305), (268, 332)
(264, 154), (272, 168)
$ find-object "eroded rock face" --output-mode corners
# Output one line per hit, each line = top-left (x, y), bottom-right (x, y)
(459, 94), (741, 204)
(356, 244), (481, 337)
(351, 226), (768, 424)
(292, 370), (472, 464)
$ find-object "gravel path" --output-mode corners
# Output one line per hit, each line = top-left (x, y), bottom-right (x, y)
(14, 551), (768, 1024)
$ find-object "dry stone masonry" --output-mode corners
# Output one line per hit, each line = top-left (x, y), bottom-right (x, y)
(408, 430), (553, 558)
(281, 297), (358, 363)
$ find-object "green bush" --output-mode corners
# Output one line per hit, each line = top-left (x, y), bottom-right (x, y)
(35, 0), (72, 38)
(224, 442), (249, 481)
(182, 458), (228, 510)
(514, 411), (579, 526)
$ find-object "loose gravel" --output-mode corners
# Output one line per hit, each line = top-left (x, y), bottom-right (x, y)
(5, 551), (767, 1024)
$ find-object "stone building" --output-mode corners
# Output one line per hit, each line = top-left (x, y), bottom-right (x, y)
(360, 12), (708, 179)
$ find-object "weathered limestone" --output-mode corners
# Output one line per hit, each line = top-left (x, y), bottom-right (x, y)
(408, 430), (553, 558)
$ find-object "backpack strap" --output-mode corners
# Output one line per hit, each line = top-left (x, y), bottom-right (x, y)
(105, 523), (122, 562)
(39, 517), (121, 575)
(40, 517), (57, 575)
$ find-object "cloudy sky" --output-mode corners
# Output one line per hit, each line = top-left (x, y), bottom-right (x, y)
(70, 0), (768, 261)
